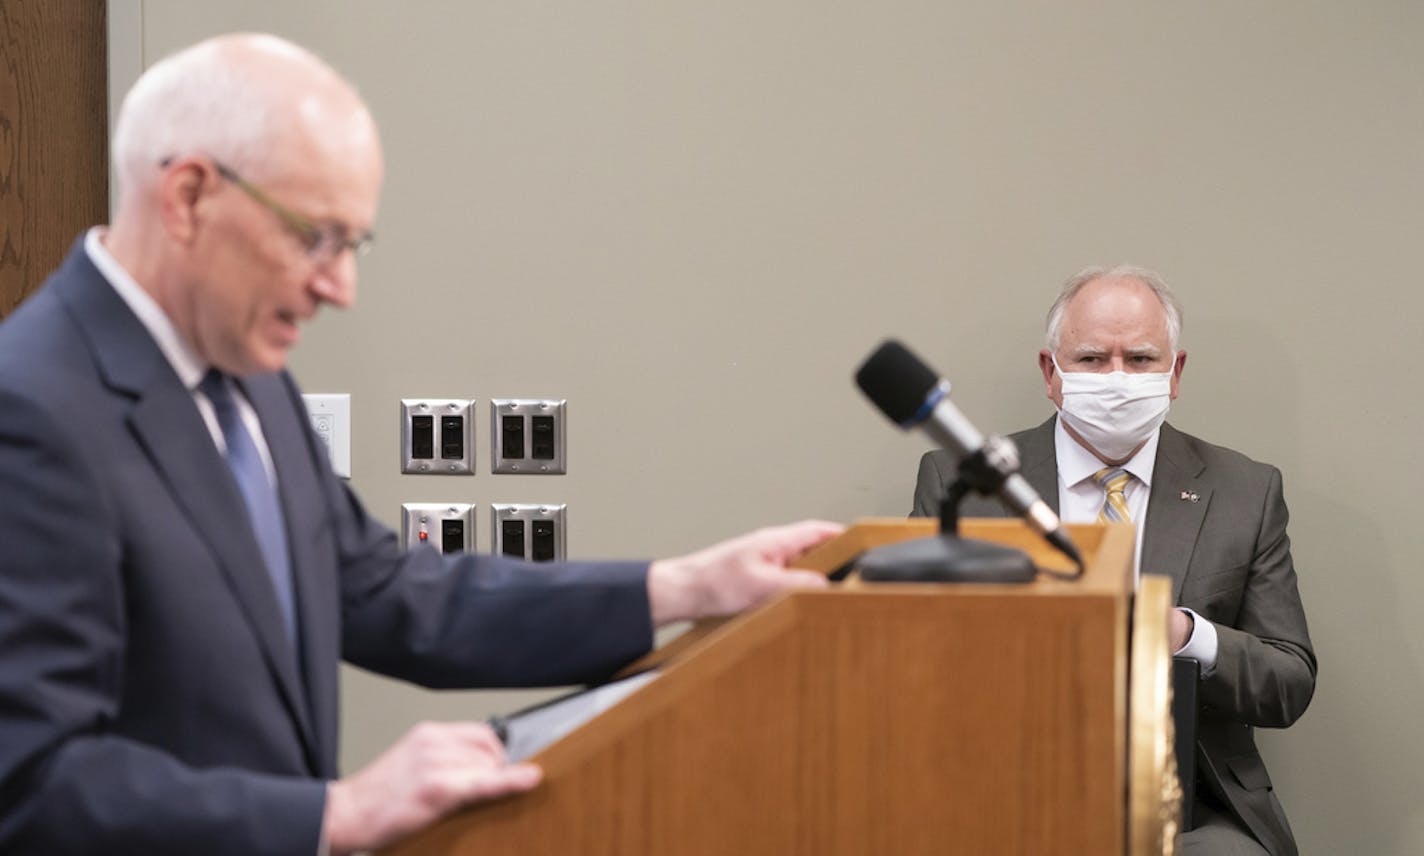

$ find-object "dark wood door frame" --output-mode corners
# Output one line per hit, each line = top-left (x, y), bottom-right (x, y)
(0, 0), (109, 318)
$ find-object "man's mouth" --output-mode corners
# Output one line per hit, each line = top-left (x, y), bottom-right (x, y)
(272, 310), (302, 347)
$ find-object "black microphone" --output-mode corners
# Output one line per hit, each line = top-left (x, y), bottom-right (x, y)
(856, 339), (1083, 569)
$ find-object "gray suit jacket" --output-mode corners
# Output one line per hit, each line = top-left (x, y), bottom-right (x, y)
(0, 239), (655, 854)
(912, 417), (1316, 856)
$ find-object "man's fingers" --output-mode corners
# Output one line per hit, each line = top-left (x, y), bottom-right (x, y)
(447, 721), (509, 761)
(437, 760), (543, 808)
(403, 720), (508, 768)
(463, 762), (544, 802)
(772, 568), (831, 590)
(761, 519), (845, 560)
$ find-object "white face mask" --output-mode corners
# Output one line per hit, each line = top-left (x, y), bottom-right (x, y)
(1053, 356), (1173, 461)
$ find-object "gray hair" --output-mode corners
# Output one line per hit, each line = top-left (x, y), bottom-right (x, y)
(1044, 264), (1183, 352)
(110, 35), (333, 200)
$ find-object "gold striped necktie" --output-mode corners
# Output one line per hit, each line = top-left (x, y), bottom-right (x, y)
(1093, 467), (1132, 524)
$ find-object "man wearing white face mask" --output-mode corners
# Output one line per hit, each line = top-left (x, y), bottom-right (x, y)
(911, 265), (1315, 856)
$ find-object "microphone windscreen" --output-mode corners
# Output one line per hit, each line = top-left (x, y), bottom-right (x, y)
(855, 340), (940, 424)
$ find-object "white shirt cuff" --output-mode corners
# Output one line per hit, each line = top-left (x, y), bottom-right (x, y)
(1173, 607), (1218, 676)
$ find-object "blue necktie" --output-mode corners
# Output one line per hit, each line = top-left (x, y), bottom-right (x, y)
(200, 370), (298, 645)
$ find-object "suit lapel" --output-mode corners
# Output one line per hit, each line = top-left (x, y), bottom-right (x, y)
(1141, 424), (1211, 603)
(242, 373), (338, 775)
(1023, 417), (1209, 602)
(57, 249), (321, 769)
(1015, 418), (1061, 514)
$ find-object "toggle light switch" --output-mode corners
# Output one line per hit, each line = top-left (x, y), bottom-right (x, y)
(531, 415), (556, 460)
(440, 415), (465, 460)
(440, 518), (466, 553)
(501, 415), (524, 461)
(531, 519), (556, 561)
(411, 416), (434, 460)
(500, 519), (526, 558)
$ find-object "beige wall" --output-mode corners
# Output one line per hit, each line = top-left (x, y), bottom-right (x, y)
(112, 2), (1424, 851)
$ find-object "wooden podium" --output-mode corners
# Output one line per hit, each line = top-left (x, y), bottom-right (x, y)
(384, 519), (1179, 856)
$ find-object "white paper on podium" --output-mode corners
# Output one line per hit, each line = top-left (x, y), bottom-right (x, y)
(495, 670), (660, 762)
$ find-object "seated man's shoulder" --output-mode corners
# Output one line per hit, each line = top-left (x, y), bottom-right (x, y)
(1164, 425), (1284, 493)
(913, 418), (1054, 483)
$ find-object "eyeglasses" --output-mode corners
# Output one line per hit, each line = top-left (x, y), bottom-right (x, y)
(159, 157), (374, 262)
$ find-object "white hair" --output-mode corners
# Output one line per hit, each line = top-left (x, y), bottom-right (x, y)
(1044, 264), (1184, 352)
(110, 34), (335, 200)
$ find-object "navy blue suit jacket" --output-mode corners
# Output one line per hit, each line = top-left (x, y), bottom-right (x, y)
(0, 239), (654, 853)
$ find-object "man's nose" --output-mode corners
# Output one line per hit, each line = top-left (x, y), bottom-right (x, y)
(310, 254), (357, 309)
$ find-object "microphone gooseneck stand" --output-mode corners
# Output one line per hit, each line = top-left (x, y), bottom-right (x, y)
(859, 442), (1085, 583)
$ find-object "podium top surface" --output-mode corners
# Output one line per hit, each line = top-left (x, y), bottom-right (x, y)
(797, 517), (1134, 596)
(618, 517), (1135, 678)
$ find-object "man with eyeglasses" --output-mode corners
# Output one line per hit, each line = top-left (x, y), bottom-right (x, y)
(0, 33), (839, 855)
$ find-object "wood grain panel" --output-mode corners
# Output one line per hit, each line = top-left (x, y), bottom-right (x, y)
(0, 0), (108, 318)
(386, 520), (1137, 855)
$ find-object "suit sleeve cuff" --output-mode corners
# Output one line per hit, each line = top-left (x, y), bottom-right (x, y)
(317, 785), (329, 856)
(1174, 607), (1218, 676)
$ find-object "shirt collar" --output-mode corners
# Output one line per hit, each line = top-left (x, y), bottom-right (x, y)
(1054, 415), (1160, 489)
(85, 227), (209, 390)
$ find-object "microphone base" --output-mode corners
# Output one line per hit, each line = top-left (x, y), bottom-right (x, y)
(858, 535), (1036, 584)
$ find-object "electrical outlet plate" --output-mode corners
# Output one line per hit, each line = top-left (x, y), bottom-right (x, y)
(491, 503), (567, 561)
(401, 398), (475, 474)
(302, 393), (351, 478)
(490, 398), (567, 474)
(400, 503), (476, 553)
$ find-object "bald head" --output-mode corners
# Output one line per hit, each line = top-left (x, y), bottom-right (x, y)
(111, 33), (381, 203)
(1045, 264), (1183, 353)
(104, 33), (384, 377)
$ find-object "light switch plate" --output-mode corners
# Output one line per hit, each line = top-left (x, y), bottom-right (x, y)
(490, 399), (567, 474)
(491, 503), (567, 561)
(401, 399), (475, 474)
(401, 502), (476, 553)
(302, 393), (351, 478)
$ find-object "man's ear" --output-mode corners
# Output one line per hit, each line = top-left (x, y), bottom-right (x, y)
(1169, 350), (1187, 400)
(157, 160), (212, 244)
(1038, 349), (1057, 398)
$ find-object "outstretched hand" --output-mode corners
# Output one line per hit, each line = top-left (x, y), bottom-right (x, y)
(647, 519), (844, 626)
(324, 519), (846, 851)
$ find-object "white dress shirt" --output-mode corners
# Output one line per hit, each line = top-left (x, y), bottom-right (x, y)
(84, 228), (279, 484)
(1052, 416), (1218, 672)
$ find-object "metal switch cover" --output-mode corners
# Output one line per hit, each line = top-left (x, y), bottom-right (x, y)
(491, 503), (566, 561)
(490, 399), (567, 474)
(401, 503), (476, 553)
(401, 399), (475, 474)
